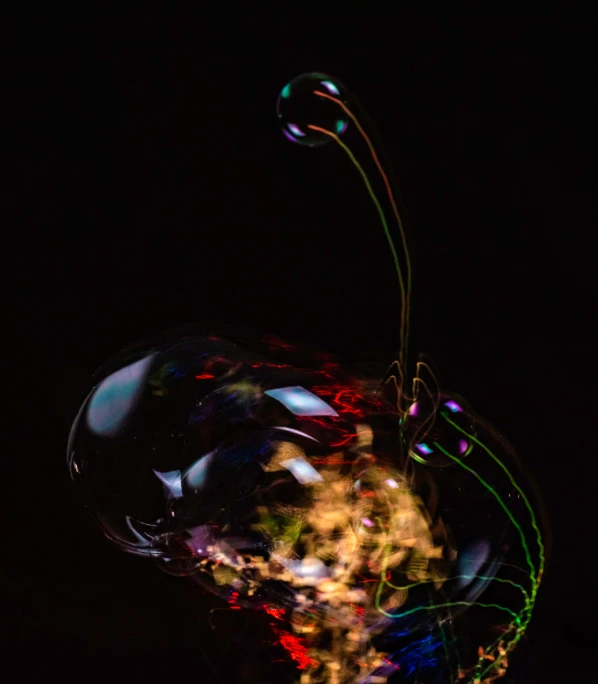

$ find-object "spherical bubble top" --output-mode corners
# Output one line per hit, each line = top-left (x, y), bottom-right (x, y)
(402, 393), (476, 468)
(277, 72), (349, 147)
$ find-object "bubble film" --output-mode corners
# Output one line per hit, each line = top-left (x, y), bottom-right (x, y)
(277, 73), (349, 147)
(68, 73), (546, 683)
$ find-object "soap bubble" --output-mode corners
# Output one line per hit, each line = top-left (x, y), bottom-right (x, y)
(401, 392), (476, 468)
(277, 72), (349, 147)
(67, 67), (546, 681)
(68, 322), (538, 682)
(67, 321), (398, 578)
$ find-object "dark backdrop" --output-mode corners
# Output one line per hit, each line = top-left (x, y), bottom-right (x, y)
(7, 9), (595, 682)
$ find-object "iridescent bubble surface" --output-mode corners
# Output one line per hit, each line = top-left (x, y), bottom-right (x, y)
(277, 72), (349, 147)
(68, 67), (546, 682)
(68, 322), (535, 682)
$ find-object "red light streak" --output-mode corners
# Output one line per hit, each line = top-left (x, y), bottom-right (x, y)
(330, 433), (359, 448)
(359, 490), (376, 498)
(263, 336), (295, 351)
(273, 628), (317, 670)
(264, 606), (285, 620)
(383, 657), (401, 671)
(312, 457), (352, 466)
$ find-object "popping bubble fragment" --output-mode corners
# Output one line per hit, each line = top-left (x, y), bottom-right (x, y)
(277, 72), (349, 146)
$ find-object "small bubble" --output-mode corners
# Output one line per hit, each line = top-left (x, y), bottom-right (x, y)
(277, 72), (349, 147)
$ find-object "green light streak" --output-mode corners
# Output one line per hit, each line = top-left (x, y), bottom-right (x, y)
(439, 622), (452, 677)
(432, 442), (537, 584)
(385, 574), (530, 603)
(332, 135), (406, 352)
(441, 413), (545, 580)
(309, 90), (413, 370)
(375, 591), (522, 625)
(430, 437), (543, 682)
(306, 125), (408, 367)
(300, 108), (544, 684)
(379, 428), (543, 681)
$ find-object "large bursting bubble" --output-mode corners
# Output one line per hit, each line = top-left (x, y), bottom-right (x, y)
(68, 323), (539, 682)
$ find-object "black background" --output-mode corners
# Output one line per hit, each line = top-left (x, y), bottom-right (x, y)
(7, 9), (596, 682)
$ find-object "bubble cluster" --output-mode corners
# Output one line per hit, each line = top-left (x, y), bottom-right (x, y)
(67, 71), (546, 683)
